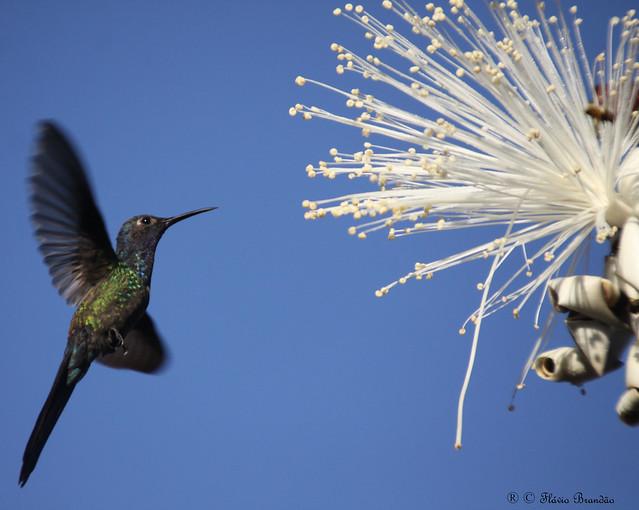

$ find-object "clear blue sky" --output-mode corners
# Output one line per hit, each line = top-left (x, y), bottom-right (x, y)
(1, 1), (637, 508)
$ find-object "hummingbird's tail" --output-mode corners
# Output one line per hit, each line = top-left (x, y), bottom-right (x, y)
(19, 351), (81, 487)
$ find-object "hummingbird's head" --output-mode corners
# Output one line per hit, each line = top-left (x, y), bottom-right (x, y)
(116, 207), (216, 278)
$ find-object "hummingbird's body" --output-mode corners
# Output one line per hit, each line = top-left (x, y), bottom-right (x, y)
(20, 121), (215, 486)
(69, 262), (149, 372)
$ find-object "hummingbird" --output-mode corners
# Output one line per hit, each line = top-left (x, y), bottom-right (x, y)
(20, 121), (215, 486)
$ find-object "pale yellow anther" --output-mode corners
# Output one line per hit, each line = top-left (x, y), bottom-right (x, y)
(345, 3), (353, 11)
(295, 76), (306, 87)
(432, 7), (446, 21)
(348, 226), (357, 236)
(358, 232), (367, 239)
(527, 128), (540, 141)
(375, 289), (384, 298)
(288, 107), (297, 117)
(382, 0), (392, 9)
(333, 7), (342, 16)
(458, 328), (466, 335)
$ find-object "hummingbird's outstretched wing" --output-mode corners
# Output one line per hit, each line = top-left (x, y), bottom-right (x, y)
(30, 121), (117, 305)
(97, 313), (168, 373)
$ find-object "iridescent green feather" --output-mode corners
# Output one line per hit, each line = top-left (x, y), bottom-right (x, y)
(74, 263), (146, 331)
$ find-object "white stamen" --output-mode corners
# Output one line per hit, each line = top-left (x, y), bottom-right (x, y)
(295, 1), (639, 446)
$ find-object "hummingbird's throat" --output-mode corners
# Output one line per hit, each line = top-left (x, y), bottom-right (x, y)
(116, 247), (156, 284)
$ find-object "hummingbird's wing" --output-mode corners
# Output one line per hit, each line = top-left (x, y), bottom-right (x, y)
(30, 121), (118, 305)
(97, 313), (168, 373)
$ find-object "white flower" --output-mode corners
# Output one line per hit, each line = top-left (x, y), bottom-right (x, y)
(293, 0), (639, 447)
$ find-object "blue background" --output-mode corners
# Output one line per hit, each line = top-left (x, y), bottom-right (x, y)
(1, 1), (637, 508)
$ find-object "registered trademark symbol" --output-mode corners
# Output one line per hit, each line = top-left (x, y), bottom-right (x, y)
(507, 491), (519, 504)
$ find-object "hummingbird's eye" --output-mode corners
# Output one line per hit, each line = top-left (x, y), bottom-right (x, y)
(139, 216), (152, 226)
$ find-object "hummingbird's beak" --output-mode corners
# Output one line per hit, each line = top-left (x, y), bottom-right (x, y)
(163, 207), (217, 228)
